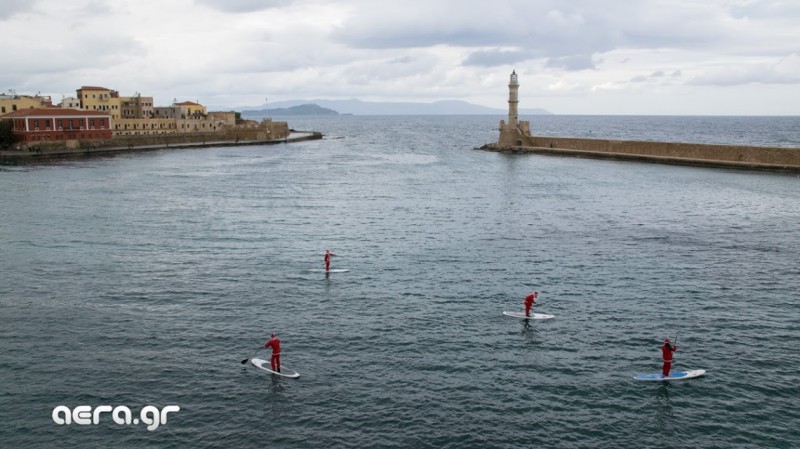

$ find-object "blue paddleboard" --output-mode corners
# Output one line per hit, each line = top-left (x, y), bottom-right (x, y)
(634, 369), (706, 381)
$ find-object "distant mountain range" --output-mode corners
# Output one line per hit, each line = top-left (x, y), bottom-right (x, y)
(242, 104), (339, 116)
(237, 99), (551, 116)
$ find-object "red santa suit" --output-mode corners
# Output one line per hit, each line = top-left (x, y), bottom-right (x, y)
(265, 335), (281, 372)
(661, 340), (677, 376)
(524, 292), (537, 317)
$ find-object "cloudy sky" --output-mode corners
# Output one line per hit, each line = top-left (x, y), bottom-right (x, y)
(2, 0), (799, 114)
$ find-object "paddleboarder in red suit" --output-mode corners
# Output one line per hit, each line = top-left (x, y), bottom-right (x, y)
(524, 291), (538, 317)
(324, 250), (336, 272)
(661, 338), (677, 376)
(264, 333), (281, 372)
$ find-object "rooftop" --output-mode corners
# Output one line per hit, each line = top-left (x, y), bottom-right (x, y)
(1, 108), (113, 118)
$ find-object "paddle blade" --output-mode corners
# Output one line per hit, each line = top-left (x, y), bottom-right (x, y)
(241, 358), (249, 364)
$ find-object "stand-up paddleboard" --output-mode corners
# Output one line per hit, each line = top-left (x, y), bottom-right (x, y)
(251, 358), (300, 378)
(309, 268), (350, 273)
(634, 369), (706, 381)
(503, 311), (555, 320)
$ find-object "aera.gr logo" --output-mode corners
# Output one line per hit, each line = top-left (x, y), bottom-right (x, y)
(52, 405), (180, 431)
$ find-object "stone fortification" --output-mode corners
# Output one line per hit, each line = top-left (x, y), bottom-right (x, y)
(483, 136), (800, 171)
(2, 121), (289, 154)
(0, 121), (301, 159)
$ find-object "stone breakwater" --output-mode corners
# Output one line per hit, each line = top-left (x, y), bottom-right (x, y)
(481, 136), (800, 172)
(0, 131), (322, 161)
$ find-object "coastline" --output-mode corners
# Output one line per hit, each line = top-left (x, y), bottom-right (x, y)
(0, 131), (322, 161)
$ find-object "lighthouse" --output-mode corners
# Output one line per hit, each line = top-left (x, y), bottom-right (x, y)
(498, 70), (531, 147)
(508, 70), (519, 127)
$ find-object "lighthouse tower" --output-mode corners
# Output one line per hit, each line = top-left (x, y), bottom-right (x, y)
(498, 70), (531, 146)
(508, 70), (519, 126)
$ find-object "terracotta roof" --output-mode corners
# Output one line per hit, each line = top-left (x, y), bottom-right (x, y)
(78, 86), (111, 91)
(0, 108), (112, 118)
(175, 101), (203, 106)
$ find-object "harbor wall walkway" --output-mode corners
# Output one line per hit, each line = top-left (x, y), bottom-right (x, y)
(0, 132), (322, 161)
(483, 135), (800, 172)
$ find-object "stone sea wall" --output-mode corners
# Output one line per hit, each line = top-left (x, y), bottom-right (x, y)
(484, 135), (800, 171)
(1, 122), (298, 159)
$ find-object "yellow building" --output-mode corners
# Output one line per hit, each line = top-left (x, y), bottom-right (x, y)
(175, 101), (207, 118)
(76, 86), (122, 120)
(0, 93), (53, 115)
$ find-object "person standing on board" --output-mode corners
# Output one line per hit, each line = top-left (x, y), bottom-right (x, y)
(661, 338), (677, 377)
(324, 249), (336, 272)
(524, 291), (539, 317)
(264, 333), (281, 372)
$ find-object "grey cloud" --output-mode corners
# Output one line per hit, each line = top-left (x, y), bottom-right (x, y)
(728, 0), (800, 20)
(689, 54), (800, 86)
(629, 70), (679, 84)
(331, 1), (723, 66)
(0, 0), (36, 20)
(331, 1), (793, 73)
(194, 0), (292, 13)
(331, 2), (560, 50)
(335, 25), (511, 50)
(4, 32), (146, 75)
(463, 49), (533, 67)
(545, 54), (596, 71)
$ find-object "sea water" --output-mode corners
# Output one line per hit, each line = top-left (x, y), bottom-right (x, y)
(1, 115), (799, 448)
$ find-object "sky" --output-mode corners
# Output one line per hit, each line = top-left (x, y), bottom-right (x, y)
(2, 0), (799, 115)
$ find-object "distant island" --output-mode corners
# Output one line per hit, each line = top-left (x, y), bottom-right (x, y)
(242, 104), (338, 117)
(237, 99), (551, 116)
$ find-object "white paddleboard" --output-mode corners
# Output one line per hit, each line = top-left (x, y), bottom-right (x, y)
(309, 268), (350, 273)
(503, 311), (555, 320)
(251, 358), (300, 378)
(633, 369), (706, 381)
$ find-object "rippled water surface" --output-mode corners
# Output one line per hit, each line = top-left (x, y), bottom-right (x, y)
(1, 116), (799, 448)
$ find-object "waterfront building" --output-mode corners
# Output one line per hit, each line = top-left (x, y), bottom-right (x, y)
(1, 108), (113, 143)
(0, 93), (53, 115)
(113, 118), (178, 135)
(154, 101), (208, 120)
(120, 94), (155, 119)
(207, 112), (236, 127)
(175, 101), (207, 118)
(2, 86), (285, 145)
(76, 86), (121, 120)
(58, 97), (81, 109)
(153, 106), (181, 119)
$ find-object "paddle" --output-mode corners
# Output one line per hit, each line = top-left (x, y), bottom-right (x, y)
(240, 347), (262, 364)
